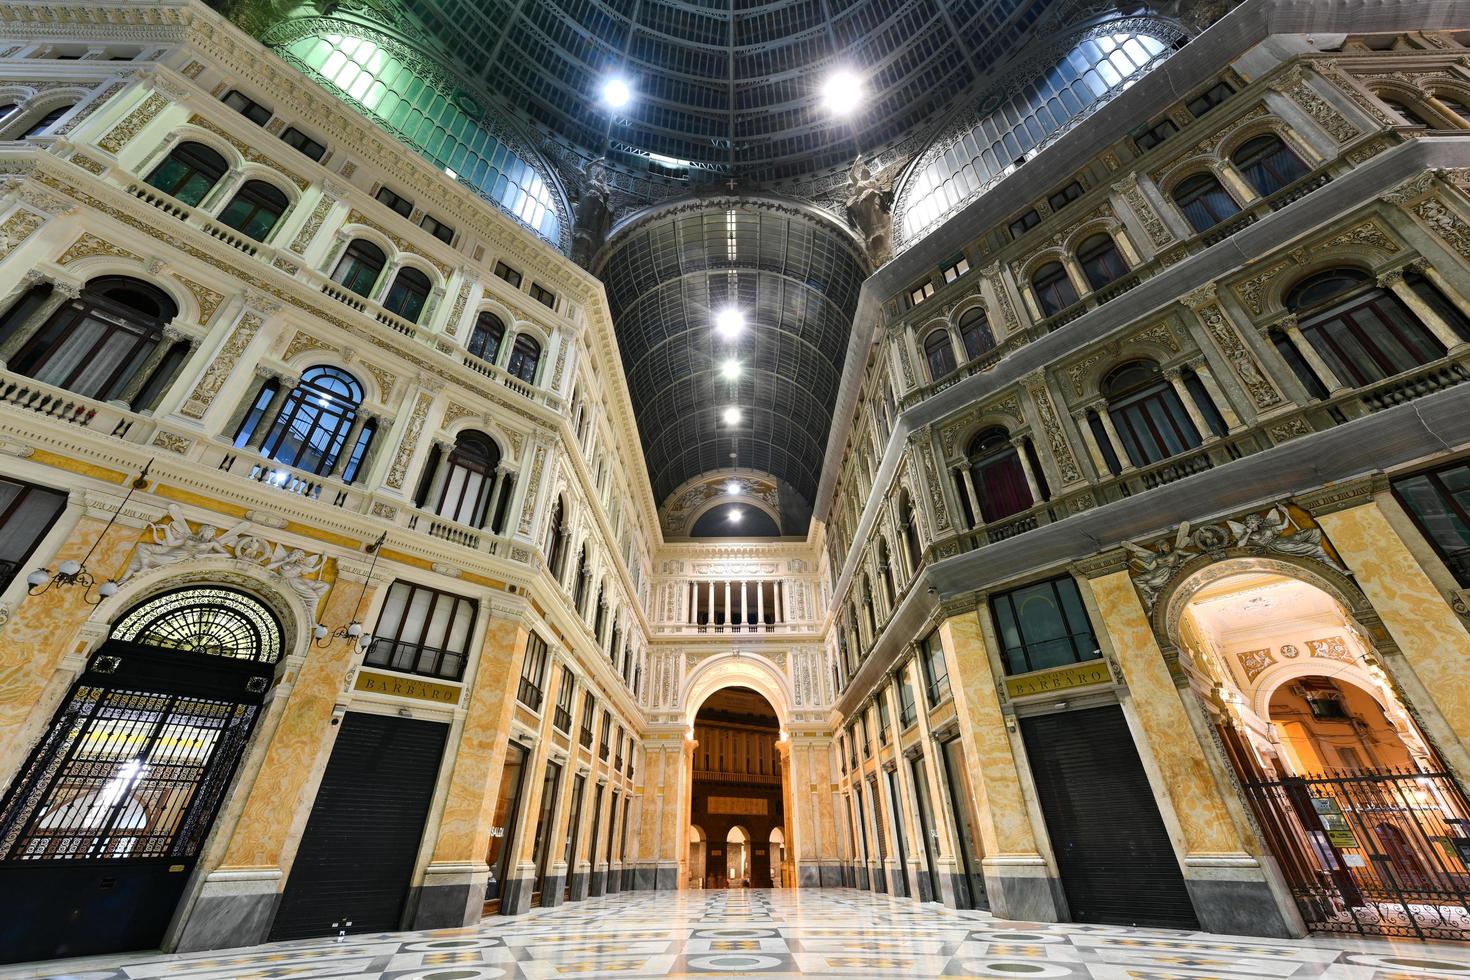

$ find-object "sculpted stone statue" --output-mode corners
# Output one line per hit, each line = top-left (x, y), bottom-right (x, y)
(844, 156), (893, 266)
(571, 158), (615, 269)
(1228, 506), (1337, 566)
(266, 545), (331, 607)
(125, 505), (250, 580)
(1122, 522), (1194, 611)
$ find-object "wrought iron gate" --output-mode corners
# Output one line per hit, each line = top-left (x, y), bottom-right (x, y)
(1241, 769), (1470, 940)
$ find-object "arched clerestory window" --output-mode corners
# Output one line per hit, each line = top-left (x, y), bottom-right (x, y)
(144, 141), (229, 207)
(923, 328), (957, 380)
(1032, 261), (1078, 317)
(235, 365), (374, 480)
(218, 179), (290, 242)
(467, 311), (505, 363)
(507, 333), (541, 383)
(1076, 233), (1128, 291)
(1231, 134), (1308, 197)
(1285, 269), (1449, 388)
(331, 239), (386, 298)
(381, 266), (432, 323)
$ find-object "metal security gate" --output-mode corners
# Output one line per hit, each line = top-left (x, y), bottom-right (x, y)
(1242, 769), (1470, 940)
(0, 639), (271, 963)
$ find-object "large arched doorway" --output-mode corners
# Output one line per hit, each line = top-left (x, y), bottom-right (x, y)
(690, 687), (784, 889)
(1175, 565), (1470, 940)
(0, 586), (282, 963)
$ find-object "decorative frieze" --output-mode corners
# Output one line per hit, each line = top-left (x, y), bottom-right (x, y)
(386, 390), (434, 489)
(97, 90), (169, 154)
(1023, 374), (1081, 486)
(0, 207), (45, 263)
(180, 308), (266, 419)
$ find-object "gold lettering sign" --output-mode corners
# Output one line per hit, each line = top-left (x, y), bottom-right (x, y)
(354, 669), (462, 705)
(1004, 659), (1111, 700)
(708, 796), (769, 816)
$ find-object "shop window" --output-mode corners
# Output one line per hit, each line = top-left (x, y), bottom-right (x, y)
(366, 580), (478, 680)
(279, 126), (326, 161)
(374, 184), (413, 218)
(507, 333), (541, 383)
(1132, 118), (1177, 152)
(1231, 134), (1308, 196)
(1393, 461), (1470, 586)
(1102, 360), (1200, 466)
(923, 328), (956, 380)
(1047, 180), (1084, 212)
(1287, 269), (1445, 387)
(1172, 172), (1240, 232)
(330, 238), (386, 297)
(217, 179), (289, 242)
(1076, 233), (1128, 291)
(990, 575), (1100, 675)
(222, 89), (271, 126)
(516, 631), (549, 709)
(958, 307), (994, 360)
(967, 427), (1032, 523)
(381, 266), (432, 323)
(1032, 261), (1078, 316)
(1008, 208), (1041, 240)
(467, 311), (505, 364)
(1186, 80), (1234, 118)
(144, 141), (228, 207)
(0, 476), (67, 592)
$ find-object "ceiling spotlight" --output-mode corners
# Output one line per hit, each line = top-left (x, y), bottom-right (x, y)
(723, 406), (742, 425)
(720, 359), (741, 380)
(729, 508), (743, 523)
(600, 77), (632, 110)
(821, 69), (864, 115)
(715, 307), (745, 338)
(726, 480), (741, 496)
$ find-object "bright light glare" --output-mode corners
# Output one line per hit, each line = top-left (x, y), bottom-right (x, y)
(726, 480), (741, 496)
(720, 359), (741, 379)
(821, 70), (864, 115)
(728, 508), (743, 522)
(715, 307), (745, 338)
(601, 77), (632, 109)
(722, 406), (742, 425)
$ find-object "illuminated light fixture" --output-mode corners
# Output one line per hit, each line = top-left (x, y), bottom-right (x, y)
(600, 77), (632, 110)
(715, 307), (745, 338)
(821, 69), (864, 115)
(726, 480), (741, 496)
(720, 359), (741, 380)
(722, 406), (742, 425)
(444, 166), (459, 180)
(728, 508), (743, 523)
(27, 461), (151, 604)
(315, 531), (387, 649)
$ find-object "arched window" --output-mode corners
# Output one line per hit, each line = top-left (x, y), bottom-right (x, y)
(467, 311), (505, 363)
(1435, 94), (1470, 124)
(144, 141), (229, 207)
(217, 179), (289, 241)
(877, 539), (897, 609)
(20, 103), (73, 138)
(242, 365), (371, 478)
(111, 586), (283, 663)
(0, 103), (16, 122)
(1032, 261), (1079, 316)
(967, 427), (1032, 524)
(381, 266), (432, 322)
(507, 333), (541, 383)
(1102, 360), (1200, 466)
(1076, 233), (1128, 291)
(1172, 172), (1240, 232)
(12, 276), (178, 402)
(573, 544), (591, 608)
(331, 239), (386, 298)
(923, 328), (957, 380)
(1379, 95), (1434, 127)
(1231, 134), (1308, 196)
(545, 497), (566, 578)
(1286, 269), (1446, 387)
(436, 431), (502, 528)
(861, 575), (877, 639)
(896, 490), (921, 575)
(958, 308), (994, 360)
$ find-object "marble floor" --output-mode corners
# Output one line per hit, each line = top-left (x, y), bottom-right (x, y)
(13, 887), (1470, 980)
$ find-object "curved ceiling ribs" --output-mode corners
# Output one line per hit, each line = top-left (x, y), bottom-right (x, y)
(598, 201), (866, 518)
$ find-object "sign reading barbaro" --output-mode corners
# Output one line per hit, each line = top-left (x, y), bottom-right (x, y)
(1004, 659), (1111, 699)
(354, 668), (462, 705)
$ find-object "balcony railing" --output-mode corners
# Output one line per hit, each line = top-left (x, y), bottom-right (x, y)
(0, 370), (147, 439)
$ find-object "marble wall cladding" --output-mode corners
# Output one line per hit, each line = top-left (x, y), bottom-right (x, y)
(1317, 502), (1470, 757)
(0, 517), (138, 770)
(938, 613), (1037, 857)
(430, 616), (528, 865)
(219, 581), (374, 871)
(1090, 570), (1248, 858)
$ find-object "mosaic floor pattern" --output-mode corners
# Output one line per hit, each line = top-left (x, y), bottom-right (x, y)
(13, 887), (1470, 980)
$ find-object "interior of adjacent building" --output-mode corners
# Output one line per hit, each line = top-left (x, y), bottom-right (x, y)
(7, 0), (1470, 976)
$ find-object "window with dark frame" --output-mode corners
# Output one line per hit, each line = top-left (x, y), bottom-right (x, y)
(614, 725), (624, 770)
(516, 631), (550, 709)
(222, 89), (271, 126)
(494, 261), (523, 288)
(599, 710), (611, 760)
(0, 476), (67, 592)
(920, 632), (951, 706)
(1394, 461), (1470, 587)
(877, 690), (891, 745)
(553, 666), (575, 733)
(374, 184), (414, 218)
(990, 575), (1101, 676)
(580, 694), (595, 748)
(941, 255), (971, 284)
(1008, 208), (1041, 241)
(1186, 81), (1234, 118)
(420, 212), (455, 244)
(1132, 117), (1178, 152)
(897, 669), (917, 728)
(908, 280), (936, 307)
(279, 126), (326, 161)
(529, 282), (556, 308)
(1046, 180), (1084, 212)
(365, 580), (478, 681)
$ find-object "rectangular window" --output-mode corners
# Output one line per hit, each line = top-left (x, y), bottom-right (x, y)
(1008, 208), (1041, 241)
(920, 631), (951, 706)
(375, 185), (414, 218)
(580, 695), (595, 748)
(553, 666), (574, 733)
(530, 282), (556, 308)
(907, 280), (935, 307)
(222, 89), (271, 126)
(1047, 181), (1084, 212)
(941, 255), (971, 284)
(1133, 118), (1178, 152)
(877, 690), (891, 745)
(614, 725), (624, 770)
(420, 213), (455, 245)
(365, 580), (478, 681)
(599, 710), (611, 760)
(494, 261), (523, 288)
(517, 631), (550, 709)
(897, 670), (917, 728)
(0, 476), (67, 592)
(279, 126), (326, 161)
(1393, 462), (1470, 586)
(848, 723), (859, 768)
(1186, 81), (1234, 118)
(990, 575), (1100, 675)
(859, 712), (871, 758)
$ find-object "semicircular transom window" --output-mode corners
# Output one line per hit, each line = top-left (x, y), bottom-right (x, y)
(111, 586), (284, 663)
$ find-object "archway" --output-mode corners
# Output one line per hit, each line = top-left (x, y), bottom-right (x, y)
(690, 687), (784, 889)
(769, 827), (786, 887)
(1173, 563), (1470, 940)
(688, 825), (707, 888)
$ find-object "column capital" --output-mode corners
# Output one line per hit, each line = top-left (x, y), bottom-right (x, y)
(1376, 267), (1407, 289)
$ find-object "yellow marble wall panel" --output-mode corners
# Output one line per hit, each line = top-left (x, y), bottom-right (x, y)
(1317, 502), (1470, 754)
(1090, 570), (1244, 857)
(0, 518), (137, 742)
(219, 581), (374, 870)
(430, 616), (529, 864)
(938, 612), (1038, 856)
